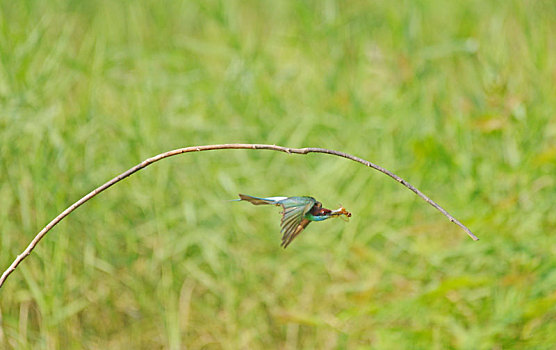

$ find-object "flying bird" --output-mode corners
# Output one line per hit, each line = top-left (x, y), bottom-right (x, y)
(236, 194), (351, 248)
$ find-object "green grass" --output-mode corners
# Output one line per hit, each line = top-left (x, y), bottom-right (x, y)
(1, 0), (555, 348)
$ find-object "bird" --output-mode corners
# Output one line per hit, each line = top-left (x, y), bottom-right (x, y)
(235, 194), (351, 248)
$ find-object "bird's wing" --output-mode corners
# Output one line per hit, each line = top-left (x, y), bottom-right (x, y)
(279, 199), (315, 248)
(281, 219), (311, 248)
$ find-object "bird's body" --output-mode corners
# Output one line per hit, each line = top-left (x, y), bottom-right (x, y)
(236, 194), (351, 248)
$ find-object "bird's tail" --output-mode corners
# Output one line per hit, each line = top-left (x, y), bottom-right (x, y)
(236, 194), (285, 205)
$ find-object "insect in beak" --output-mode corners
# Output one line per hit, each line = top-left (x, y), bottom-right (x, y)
(331, 205), (352, 221)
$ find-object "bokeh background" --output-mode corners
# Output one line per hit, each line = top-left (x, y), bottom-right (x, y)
(1, 0), (555, 348)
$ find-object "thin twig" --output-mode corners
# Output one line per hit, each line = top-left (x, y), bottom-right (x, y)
(0, 143), (478, 289)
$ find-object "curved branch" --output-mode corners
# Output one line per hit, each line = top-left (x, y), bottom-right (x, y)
(0, 143), (478, 289)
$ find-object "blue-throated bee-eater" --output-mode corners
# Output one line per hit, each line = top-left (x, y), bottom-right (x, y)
(236, 194), (351, 248)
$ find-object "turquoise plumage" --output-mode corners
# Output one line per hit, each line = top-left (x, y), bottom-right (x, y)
(236, 194), (351, 248)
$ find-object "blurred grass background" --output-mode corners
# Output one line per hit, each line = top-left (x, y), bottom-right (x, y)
(0, 0), (555, 348)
